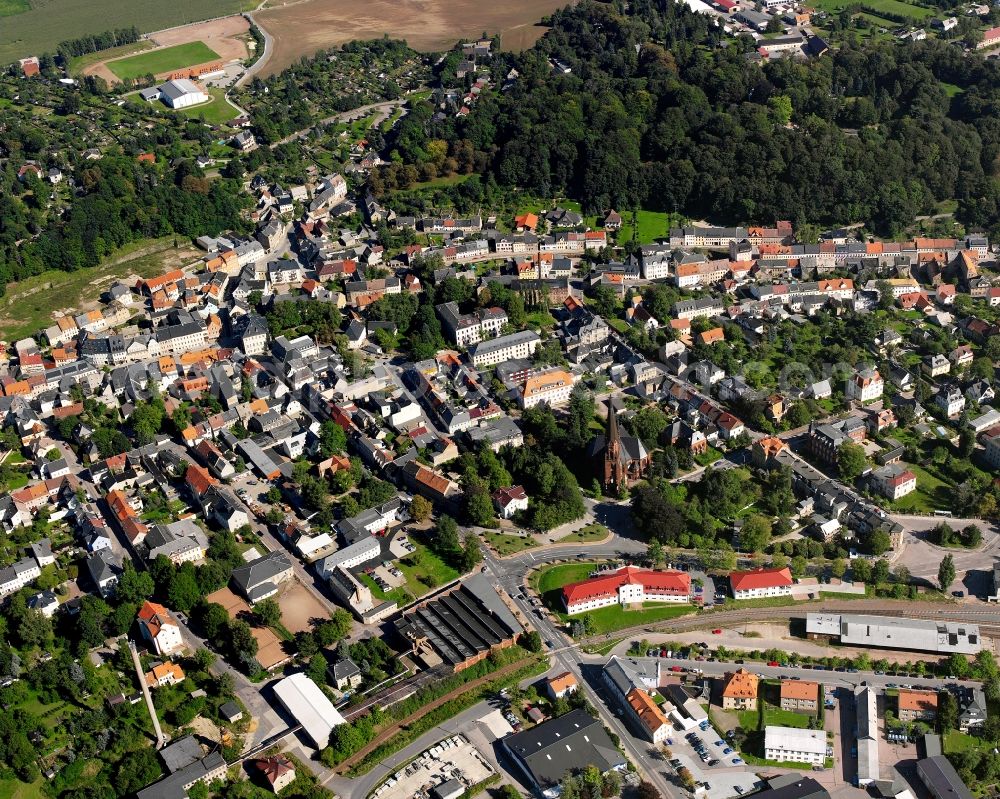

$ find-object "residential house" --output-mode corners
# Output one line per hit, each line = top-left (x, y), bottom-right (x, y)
(722, 669), (759, 710)
(872, 464), (917, 501)
(779, 680), (819, 713)
(492, 485), (529, 519)
(897, 689), (937, 722)
(137, 600), (185, 655)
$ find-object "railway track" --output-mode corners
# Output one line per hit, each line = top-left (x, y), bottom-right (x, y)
(577, 599), (1000, 647)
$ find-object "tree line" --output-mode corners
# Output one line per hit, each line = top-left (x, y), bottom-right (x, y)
(57, 27), (141, 61)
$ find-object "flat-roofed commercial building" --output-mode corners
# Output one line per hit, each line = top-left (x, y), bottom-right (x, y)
(503, 709), (626, 798)
(806, 613), (981, 654)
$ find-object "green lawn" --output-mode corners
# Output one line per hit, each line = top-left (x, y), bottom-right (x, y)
(574, 602), (694, 636)
(484, 531), (539, 556)
(555, 524), (609, 545)
(616, 210), (672, 245)
(0, 236), (200, 341)
(407, 173), (473, 191)
(178, 87), (240, 125)
(109, 41), (221, 80)
(944, 730), (987, 754)
(534, 562), (601, 596)
(525, 311), (557, 329)
(738, 709), (761, 732)
(763, 706), (813, 728)
(889, 462), (952, 513)
(397, 537), (460, 598)
(0, 0), (29, 16)
(694, 447), (724, 467)
(0, 777), (47, 799)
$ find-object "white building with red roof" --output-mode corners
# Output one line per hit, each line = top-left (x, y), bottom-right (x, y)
(728, 567), (793, 600)
(137, 600), (184, 655)
(561, 566), (691, 615)
(492, 485), (529, 519)
(977, 25), (1000, 48)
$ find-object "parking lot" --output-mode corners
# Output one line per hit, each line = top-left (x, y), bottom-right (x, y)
(663, 721), (762, 799)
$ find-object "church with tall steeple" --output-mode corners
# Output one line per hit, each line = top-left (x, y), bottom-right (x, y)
(586, 398), (652, 494)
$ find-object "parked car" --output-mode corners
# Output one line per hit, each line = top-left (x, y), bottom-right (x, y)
(712, 629), (722, 634)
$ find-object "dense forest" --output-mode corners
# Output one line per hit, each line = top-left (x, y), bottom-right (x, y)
(0, 155), (249, 282)
(381, 0), (1000, 236)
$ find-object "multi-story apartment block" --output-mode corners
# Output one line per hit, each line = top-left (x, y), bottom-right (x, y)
(519, 369), (575, 409)
(436, 302), (508, 346)
(469, 330), (541, 368)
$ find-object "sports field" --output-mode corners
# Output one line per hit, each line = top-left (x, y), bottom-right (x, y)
(108, 41), (220, 80)
(0, 0), (243, 65)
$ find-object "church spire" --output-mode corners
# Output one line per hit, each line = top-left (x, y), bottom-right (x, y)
(607, 396), (621, 447)
(603, 396), (625, 493)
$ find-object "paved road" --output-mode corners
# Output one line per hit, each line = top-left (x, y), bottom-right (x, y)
(593, 655), (976, 692)
(482, 549), (678, 799)
(235, 10), (274, 88)
(270, 100), (408, 148)
(891, 522), (1000, 595)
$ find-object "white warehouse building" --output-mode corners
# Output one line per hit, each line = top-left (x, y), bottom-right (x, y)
(159, 79), (208, 109)
(273, 673), (346, 749)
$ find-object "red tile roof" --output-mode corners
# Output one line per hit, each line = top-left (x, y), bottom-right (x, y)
(185, 463), (218, 496)
(562, 566), (690, 607)
(729, 567), (793, 592)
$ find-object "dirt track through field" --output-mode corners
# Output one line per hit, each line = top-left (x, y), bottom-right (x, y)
(255, 0), (570, 76)
(151, 15), (250, 59)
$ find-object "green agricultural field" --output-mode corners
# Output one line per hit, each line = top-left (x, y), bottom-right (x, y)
(109, 41), (220, 80)
(0, 0), (245, 66)
(0, 0), (30, 17)
(179, 87), (239, 124)
(811, 0), (932, 19)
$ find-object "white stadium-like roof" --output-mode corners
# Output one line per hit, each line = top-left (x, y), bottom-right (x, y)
(273, 672), (345, 749)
